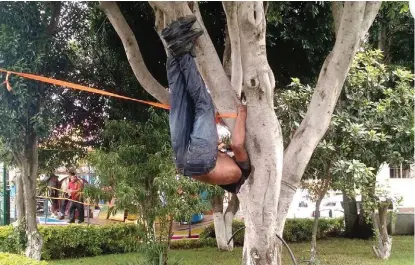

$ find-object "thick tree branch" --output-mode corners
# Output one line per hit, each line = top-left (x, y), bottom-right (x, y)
(278, 2), (380, 234)
(263, 2), (269, 17)
(149, 1), (239, 129)
(153, 6), (165, 34)
(148, 1), (186, 18)
(12, 150), (23, 168)
(47, 2), (62, 36)
(225, 193), (239, 215)
(254, 2), (264, 26)
(222, 26), (232, 79)
(331, 2), (343, 37)
(99, 1), (170, 104)
(223, 193), (239, 250)
(223, 2), (243, 96)
(237, 2), (274, 108)
(360, 2), (383, 41)
(150, 6), (169, 56)
(283, 1), (378, 189)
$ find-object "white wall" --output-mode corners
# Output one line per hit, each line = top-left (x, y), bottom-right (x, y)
(376, 163), (415, 208)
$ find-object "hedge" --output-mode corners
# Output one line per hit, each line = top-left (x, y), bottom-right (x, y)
(0, 218), (344, 260)
(170, 238), (216, 249)
(200, 218), (345, 245)
(0, 253), (48, 265)
(0, 224), (142, 260)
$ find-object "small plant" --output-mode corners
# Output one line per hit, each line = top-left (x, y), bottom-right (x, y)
(0, 252), (48, 265)
(120, 243), (184, 265)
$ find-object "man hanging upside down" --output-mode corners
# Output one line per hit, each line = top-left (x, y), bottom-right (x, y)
(161, 16), (251, 194)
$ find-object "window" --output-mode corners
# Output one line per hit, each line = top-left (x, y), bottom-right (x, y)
(324, 202), (336, 207)
(390, 163), (413, 178)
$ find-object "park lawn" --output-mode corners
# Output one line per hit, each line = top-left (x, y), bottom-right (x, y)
(50, 236), (414, 265)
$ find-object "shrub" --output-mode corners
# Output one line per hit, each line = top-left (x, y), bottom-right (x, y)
(283, 218), (344, 242)
(0, 224), (143, 260)
(40, 223), (143, 260)
(200, 220), (245, 247)
(170, 238), (216, 249)
(0, 225), (26, 254)
(201, 218), (345, 245)
(0, 252), (47, 265)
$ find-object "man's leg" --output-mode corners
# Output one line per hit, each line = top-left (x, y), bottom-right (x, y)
(163, 19), (243, 187)
(69, 202), (75, 223)
(59, 199), (67, 219)
(167, 56), (194, 173)
(175, 55), (244, 186)
(176, 54), (218, 176)
(162, 18), (217, 176)
(77, 202), (85, 223)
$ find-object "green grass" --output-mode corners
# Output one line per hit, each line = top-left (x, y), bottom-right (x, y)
(49, 236), (414, 265)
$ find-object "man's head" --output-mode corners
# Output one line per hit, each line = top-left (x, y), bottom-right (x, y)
(70, 174), (78, 182)
(68, 167), (76, 176)
(68, 167), (77, 182)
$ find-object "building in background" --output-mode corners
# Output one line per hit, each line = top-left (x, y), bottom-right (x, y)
(376, 163), (415, 213)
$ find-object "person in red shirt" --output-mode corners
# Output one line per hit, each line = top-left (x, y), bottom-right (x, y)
(68, 173), (84, 223)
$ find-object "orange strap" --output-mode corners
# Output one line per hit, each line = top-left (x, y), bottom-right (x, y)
(0, 68), (237, 119)
(0, 68), (169, 110)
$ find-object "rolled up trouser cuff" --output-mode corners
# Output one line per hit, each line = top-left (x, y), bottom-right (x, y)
(183, 154), (217, 176)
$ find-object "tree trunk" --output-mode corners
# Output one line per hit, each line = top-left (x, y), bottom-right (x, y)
(188, 218), (191, 238)
(310, 198), (322, 263)
(212, 195), (227, 250)
(163, 217), (174, 265)
(377, 23), (386, 52)
(222, 3), (282, 264)
(212, 193), (239, 251)
(377, 16), (390, 63)
(342, 192), (358, 238)
(372, 204), (392, 260)
(15, 172), (25, 223)
(148, 2), (284, 262)
(358, 194), (375, 239)
(224, 194), (238, 250)
(22, 133), (43, 260)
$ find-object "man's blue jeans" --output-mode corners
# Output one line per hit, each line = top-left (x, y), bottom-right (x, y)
(167, 54), (218, 176)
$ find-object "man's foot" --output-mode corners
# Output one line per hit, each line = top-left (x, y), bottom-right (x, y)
(167, 28), (204, 57)
(68, 220), (75, 223)
(77, 220), (84, 224)
(161, 16), (203, 58)
(58, 216), (64, 220)
(161, 15), (197, 43)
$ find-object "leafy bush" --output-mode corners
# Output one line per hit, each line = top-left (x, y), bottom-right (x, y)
(0, 224), (143, 260)
(0, 252), (47, 265)
(200, 218), (344, 244)
(0, 225), (25, 254)
(283, 218), (343, 242)
(200, 220), (245, 246)
(169, 238), (216, 249)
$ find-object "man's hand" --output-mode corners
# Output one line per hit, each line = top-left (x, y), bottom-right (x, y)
(237, 104), (247, 116)
(218, 142), (226, 150)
